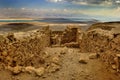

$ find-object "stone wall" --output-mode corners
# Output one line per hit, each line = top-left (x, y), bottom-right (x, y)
(79, 29), (114, 53)
(0, 27), (51, 69)
(61, 26), (78, 44)
(50, 25), (81, 48)
(79, 22), (120, 71)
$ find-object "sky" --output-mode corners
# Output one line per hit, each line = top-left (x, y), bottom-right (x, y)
(0, 0), (120, 21)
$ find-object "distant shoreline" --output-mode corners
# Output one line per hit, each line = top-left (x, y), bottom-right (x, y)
(0, 18), (34, 20)
(0, 18), (98, 26)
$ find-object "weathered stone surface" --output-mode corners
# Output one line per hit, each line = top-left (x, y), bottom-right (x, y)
(24, 66), (35, 74)
(35, 67), (45, 77)
(47, 63), (60, 73)
(60, 47), (68, 54)
(79, 22), (120, 72)
(79, 29), (114, 53)
(13, 66), (22, 74)
(89, 53), (99, 59)
(79, 58), (87, 64)
(0, 27), (51, 68)
(52, 57), (60, 64)
(111, 64), (117, 70)
(2, 51), (8, 57)
(7, 66), (22, 75)
(64, 42), (79, 48)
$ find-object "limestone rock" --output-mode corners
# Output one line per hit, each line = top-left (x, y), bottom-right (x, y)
(61, 47), (68, 54)
(89, 53), (99, 59)
(52, 57), (60, 64)
(35, 67), (45, 77)
(47, 63), (60, 73)
(2, 51), (8, 57)
(116, 54), (120, 57)
(24, 66), (45, 76)
(79, 58), (87, 64)
(0, 35), (5, 42)
(42, 51), (49, 58)
(111, 64), (117, 70)
(13, 66), (22, 74)
(24, 66), (35, 74)
(11, 66), (22, 75)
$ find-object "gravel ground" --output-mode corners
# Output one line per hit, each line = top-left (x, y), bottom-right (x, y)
(0, 47), (120, 80)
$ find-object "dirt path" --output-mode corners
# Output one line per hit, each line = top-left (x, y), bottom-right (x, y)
(0, 47), (120, 80)
(39, 47), (120, 80)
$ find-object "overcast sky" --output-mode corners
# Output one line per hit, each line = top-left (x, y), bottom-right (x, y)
(0, 0), (120, 21)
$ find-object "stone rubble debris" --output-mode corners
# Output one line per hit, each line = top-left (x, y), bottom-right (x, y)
(79, 22), (120, 72)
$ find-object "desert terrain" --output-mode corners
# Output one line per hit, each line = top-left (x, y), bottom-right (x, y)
(0, 21), (120, 80)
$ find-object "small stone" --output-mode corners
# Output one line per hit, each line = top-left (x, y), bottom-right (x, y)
(116, 54), (120, 57)
(35, 67), (45, 77)
(12, 66), (22, 75)
(43, 52), (49, 58)
(6, 56), (12, 62)
(60, 50), (66, 54)
(61, 47), (68, 54)
(79, 58), (87, 64)
(111, 64), (117, 70)
(47, 63), (60, 73)
(68, 49), (74, 54)
(24, 66), (35, 74)
(2, 51), (8, 57)
(89, 53), (99, 59)
(52, 57), (60, 64)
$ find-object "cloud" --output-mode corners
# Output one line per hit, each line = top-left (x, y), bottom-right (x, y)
(47, 0), (63, 3)
(75, 7), (120, 17)
(47, 0), (120, 6)
(0, 6), (120, 19)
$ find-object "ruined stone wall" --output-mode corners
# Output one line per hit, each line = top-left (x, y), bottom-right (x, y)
(61, 26), (79, 44)
(0, 28), (51, 69)
(50, 25), (81, 48)
(79, 29), (114, 53)
(79, 26), (120, 71)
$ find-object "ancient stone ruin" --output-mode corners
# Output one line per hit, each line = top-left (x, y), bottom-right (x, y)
(79, 22), (120, 72)
(0, 26), (51, 75)
(50, 25), (81, 48)
(0, 22), (120, 78)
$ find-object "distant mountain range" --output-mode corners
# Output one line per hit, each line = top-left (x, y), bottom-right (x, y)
(0, 18), (99, 24)
(34, 18), (99, 24)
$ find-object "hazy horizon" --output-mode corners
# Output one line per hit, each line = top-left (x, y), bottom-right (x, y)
(0, 0), (120, 22)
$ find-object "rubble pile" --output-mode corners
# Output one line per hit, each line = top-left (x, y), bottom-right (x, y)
(101, 33), (120, 70)
(79, 28), (114, 53)
(0, 26), (63, 77)
(79, 22), (120, 72)
(0, 27), (52, 74)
